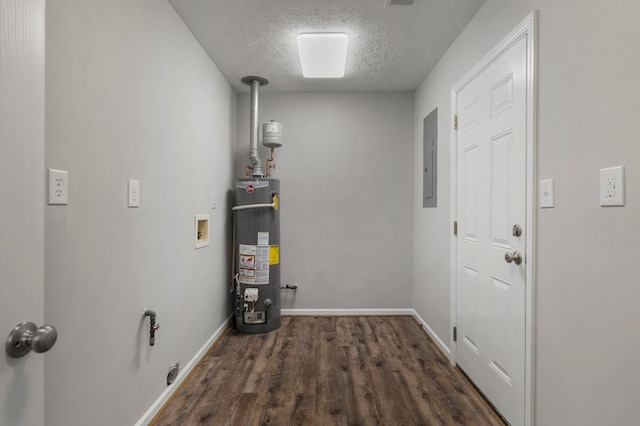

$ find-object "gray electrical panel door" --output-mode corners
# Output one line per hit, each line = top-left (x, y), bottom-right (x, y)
(423, 108), (437, 207)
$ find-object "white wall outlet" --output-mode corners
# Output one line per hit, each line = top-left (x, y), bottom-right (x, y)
(128, 179), (140, 207)
(600, 166), (624, 207)
(539, 179), (554, 208)
(48, 169), (68, 205)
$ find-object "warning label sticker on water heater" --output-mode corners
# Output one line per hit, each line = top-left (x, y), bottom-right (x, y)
(257, 232), (269, 246)
(239, 243), (269, 285)
(239, 254), (255, 268)
(269, 245), (279, 265)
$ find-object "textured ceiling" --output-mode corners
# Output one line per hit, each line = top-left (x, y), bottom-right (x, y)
(168, 0), (485, 93)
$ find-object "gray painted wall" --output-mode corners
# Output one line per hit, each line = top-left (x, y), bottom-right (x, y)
(237, 92), (414, 310)
(44, 1), (235, 424)
(413, 1), (640, 424)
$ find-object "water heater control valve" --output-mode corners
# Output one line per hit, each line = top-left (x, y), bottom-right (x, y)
(244, 288), (259, 302)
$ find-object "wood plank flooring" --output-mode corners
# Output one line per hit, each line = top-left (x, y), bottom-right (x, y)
(152, 316), (505, 426)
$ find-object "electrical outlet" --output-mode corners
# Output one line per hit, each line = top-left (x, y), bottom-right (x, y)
(48, 169), (68, 205)
(600, 166), (624, 206)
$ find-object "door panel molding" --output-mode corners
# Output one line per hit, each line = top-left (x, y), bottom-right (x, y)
(450, 11), (536, 426)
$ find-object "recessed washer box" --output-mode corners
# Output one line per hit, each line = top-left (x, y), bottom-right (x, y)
(195, 215), (209, 249)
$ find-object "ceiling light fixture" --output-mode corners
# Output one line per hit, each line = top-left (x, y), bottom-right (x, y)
(297, 33), (348, 78)
(384, 0), (415, 6)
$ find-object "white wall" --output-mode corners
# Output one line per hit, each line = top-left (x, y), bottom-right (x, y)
(237, 92), (414, 310)
(414, 1), (640, 424)
(0, 1), (45, 425)
(44, 1), (236, 425)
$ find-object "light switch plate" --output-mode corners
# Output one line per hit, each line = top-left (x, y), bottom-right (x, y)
(48, 169), (68, 205)
(128, 179), (140, 207)
(600, 166), (624, 206)
(539, 179), (554, 208)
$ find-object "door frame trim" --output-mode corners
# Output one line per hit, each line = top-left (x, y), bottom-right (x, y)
(449, 11), (537, 426)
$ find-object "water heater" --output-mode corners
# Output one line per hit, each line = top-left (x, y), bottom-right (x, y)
(232, 76), (283, 334)
(233, 178), (280, 333)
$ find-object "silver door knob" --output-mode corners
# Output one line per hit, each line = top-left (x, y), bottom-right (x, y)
(6, 322), (58, 358)
(504, 251), (523, 265)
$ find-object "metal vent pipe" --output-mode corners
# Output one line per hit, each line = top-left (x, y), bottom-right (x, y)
(241, 76), (268, 177)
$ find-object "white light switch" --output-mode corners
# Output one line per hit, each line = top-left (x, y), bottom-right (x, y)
(600, 166), (624, 207)
(48, 169), (68, 205)
(128, 179), (140, 207)
(539, 179), (554, 208)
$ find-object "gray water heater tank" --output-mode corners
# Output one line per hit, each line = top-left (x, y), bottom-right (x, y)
(233, 178), (281, 333)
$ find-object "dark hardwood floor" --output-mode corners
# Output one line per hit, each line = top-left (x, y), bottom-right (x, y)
(152, 316), (505, 425)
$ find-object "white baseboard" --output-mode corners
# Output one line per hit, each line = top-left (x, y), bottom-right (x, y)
(282, 308), (415, 316)
(410, 310), (451, 360)
(134, 314), (233, 426)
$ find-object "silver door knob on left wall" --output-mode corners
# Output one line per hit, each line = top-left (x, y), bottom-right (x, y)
(6, 322), (58, 358)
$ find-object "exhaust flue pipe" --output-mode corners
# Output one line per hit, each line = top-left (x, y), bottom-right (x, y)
(249, 79), (262, 177)
(241, 76), (269, 178)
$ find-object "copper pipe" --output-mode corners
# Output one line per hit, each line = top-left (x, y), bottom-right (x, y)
(265, 149), (275, 177)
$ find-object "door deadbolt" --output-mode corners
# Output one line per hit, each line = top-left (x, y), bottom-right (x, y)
(505, 251), (523, 265)
(512, 224), (522, 237)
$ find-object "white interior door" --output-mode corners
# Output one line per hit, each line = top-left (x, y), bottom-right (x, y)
(454, 19), (533, 426)
(0, 1), (46, 424)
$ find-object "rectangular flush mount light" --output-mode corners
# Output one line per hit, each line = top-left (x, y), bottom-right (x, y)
(297, 33), (348, 78)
